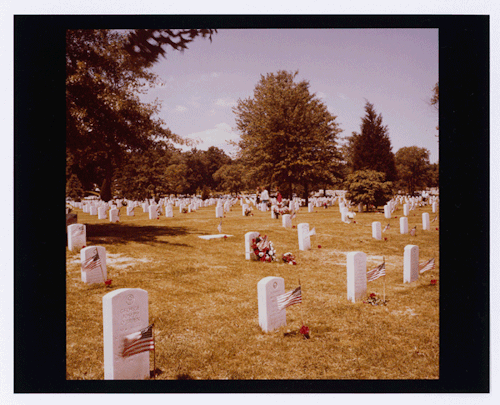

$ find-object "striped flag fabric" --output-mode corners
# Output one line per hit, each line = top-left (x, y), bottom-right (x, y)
(366, 261), (386, 282)
(383, 223), (390, 233)
(277, 286), (302, 311)
(217, 220), (222, 233)
(307, 227), (316, 238)
(419, 258), (435, 273)
(82, 249), (101, 271)
(122, 324), (155, 357)
(410, 226), (416, 236)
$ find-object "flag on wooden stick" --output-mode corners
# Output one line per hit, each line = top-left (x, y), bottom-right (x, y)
(217, 220), (222, 233)
(277, 286), (302, 311)
(82, 249), (101, 271)
(419, 258), (435, 273)
(122, 324), (155, 357)
(367, 261), (386, 282)
(383, 223), (390, 233)
(431, 215), (438, 223)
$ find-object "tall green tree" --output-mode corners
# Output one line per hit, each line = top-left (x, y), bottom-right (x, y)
(344, 170), (393, 210)
(395, 146), (431, 195)
(213, 162), (246, 195)
(346, 101), (397, 182)
(66, 29), (215, 201)
(233, 70), (343, 204)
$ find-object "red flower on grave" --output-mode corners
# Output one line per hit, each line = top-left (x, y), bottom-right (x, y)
(353, 221), (356, 224)
(370, 293), (377, 298)
(251, 213), (254, 216)
(299, 325), (310, 338)
(395, 216), (397, 218)
(436, 228), (439, 231)
(83, 246), (86, 248)
(224, 235), (227, 239)
(430, 279), (437, 285)
(318, 245), (322, 248)
(292, 225), (296, 228)
(384, 237), (388, 241)
(104, 279), (112, 286)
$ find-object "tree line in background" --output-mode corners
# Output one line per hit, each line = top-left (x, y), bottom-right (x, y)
(66, 29), (439, 209)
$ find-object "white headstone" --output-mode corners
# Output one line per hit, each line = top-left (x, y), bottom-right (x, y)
(242, 204), (249, 216)
(297, 223), (311, 251)
(245, 231), (260, 260)
(68, 223), (86, 251)
(165, 204), (173, 218)
(271, 205), (277, 219)
(404, 245), (419, 283)
(81, 246), (107, 284)
(142, 203), (148, 213)
(109, 208), (119, 223)
(282, 214), (292, 228)
(403, 203), (409, 217)
(216, 206), (223, 218)
(103, 288), (150, 380)
(257, 276), (286, 332)
(384, 205), (391, 219)
(308, 203), (314, 213)
(98, 207), (107, 219)
(372, 222), (382, 240)
(358, 203), (363, 213)
(127, 206), (135, 216)
(149, 205), (158, 220)
(422, 212), (430, 231)
(432, 202), (437, 213)
(400, 217), (409, 234)
(347, 252), (367, 303)
(90, 206), (98, 216)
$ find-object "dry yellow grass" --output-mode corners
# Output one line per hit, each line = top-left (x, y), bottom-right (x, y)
(66, 201), (439, 380)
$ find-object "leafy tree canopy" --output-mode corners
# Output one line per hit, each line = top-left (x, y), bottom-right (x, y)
(234, 70), (343, 203)
(344, 170), (393, 210)
(395, 146), (431, 195)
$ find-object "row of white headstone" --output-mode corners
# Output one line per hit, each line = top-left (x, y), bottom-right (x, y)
(257, 244), (428, 334)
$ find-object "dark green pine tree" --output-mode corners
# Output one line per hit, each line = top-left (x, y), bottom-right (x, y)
(348, 101), (397, 182)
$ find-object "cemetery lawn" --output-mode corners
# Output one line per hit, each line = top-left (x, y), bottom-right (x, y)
(66, 204), (439, 380)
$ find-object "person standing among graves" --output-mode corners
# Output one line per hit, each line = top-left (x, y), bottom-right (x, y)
(260, 187), (270, 206)
(276, 188), (283, 204)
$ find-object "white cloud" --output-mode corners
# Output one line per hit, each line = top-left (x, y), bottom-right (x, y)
(214, 98), (237, 108)
(174, 105), (187, 113)
(183, 123), (240, 156)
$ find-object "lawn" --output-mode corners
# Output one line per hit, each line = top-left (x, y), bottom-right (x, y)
(66, 200), (439, 380)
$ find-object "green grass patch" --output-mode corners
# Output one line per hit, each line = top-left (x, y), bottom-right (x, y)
(66, 202), (439, 379)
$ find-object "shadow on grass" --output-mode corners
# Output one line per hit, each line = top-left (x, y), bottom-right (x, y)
(85, 223), (193, 247)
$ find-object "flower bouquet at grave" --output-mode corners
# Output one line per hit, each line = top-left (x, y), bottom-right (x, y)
(181, 207), (188, 214)
(282, 252), (297, 265)
(250, 235), (277, 262)
(363, 292), (388, 306)
(245, 207), (253, 216)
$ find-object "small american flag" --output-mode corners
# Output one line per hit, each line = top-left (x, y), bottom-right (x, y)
(277, 286), (302, 311)
(122, 324), (155, 357)
(307, 227), (316, 237)
(419, 258), (435, 273)
(410, 226), (416, 236)
(290, 210), (297, 220)
(367, 261), (386, 282)
(431, 215), (438, 223)
(82, 249), (101, 271)
(383, 223), (390, 233)
(157, 205), (162, 216)
(217, 220), (222, 233)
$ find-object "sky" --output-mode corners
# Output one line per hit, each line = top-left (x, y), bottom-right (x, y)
(138, 28), (439, 163)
